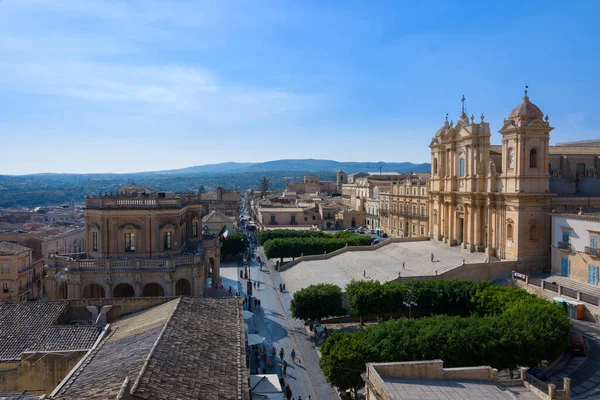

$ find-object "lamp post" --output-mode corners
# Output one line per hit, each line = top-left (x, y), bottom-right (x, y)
(403, 289), (417, 319)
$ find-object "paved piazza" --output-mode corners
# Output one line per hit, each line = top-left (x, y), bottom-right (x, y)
(280, 240), (491, 293)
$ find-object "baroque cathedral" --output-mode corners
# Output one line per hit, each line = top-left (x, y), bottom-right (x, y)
(428, 90), (600, 270)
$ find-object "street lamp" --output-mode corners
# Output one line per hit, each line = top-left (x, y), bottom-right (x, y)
(403, 289), (418, 319)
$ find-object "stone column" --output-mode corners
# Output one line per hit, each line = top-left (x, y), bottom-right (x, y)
(486, 203), (493, 255)
(449, 203), (455, 246)
(474, 204), (481, 250)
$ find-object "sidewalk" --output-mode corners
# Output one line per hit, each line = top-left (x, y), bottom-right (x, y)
(255, 246), (340, 400)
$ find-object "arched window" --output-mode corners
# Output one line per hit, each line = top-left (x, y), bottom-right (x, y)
(529, 149), (538, 168)
(433, 158), (438, 175)
(530, 224), (538, 241)
(459, 158), (466, 177)
(507, 223), (513, 241)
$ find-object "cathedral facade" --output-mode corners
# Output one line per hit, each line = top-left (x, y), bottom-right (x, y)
(428, 91), (600, 270)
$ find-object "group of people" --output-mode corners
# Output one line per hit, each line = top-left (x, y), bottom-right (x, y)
(284, 383), (311, 400)
(278, 282), (286, 292)
(242, 295), (261, 309)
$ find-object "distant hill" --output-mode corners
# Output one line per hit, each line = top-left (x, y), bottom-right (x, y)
(158, 162), (257, 174)
(157, 159), (430, 175)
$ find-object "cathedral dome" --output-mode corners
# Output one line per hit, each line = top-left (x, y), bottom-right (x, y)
(549, 178), (576, 195)
(434, 116), (451, 139)
(508, 89), (544, 120)
(577, 178), (600, 196)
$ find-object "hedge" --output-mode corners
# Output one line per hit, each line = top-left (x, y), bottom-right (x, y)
(319, 282), (572, 392)
(258, 229), (328, 245)
(263, 235), (372, 260)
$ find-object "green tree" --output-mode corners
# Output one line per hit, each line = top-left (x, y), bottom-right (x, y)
(290, 284), (347, 322)
(220, 232), (247, 258)
(258, 176), (271, 198)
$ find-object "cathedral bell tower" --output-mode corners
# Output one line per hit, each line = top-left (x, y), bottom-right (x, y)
(499, 88), (553, 194)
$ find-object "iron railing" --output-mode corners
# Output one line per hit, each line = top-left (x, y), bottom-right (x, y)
(557, 242), (571, 250)
(585, 247), (599, 257)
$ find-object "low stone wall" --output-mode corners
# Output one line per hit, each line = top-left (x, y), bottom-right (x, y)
(369, 360), (493, 381)
(391, 260), (518, 284)
(515, 279), (600, 323)
(279, 237), (429, 271)
(69, 297), (176, 322)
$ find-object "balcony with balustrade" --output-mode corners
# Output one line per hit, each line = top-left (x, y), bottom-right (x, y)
(585, 246), (599, 257)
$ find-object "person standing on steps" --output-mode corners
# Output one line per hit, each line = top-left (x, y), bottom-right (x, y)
(291, 349), (296, 363)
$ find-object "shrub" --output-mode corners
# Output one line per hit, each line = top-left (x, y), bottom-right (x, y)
(290, 284), (346, 321)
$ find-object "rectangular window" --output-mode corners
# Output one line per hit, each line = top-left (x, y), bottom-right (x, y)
(2, 263), (8, 274)
(420, 226), (424, 235)
(591, 235), (598, 252)
(125, 232), (136, 252)
(93, 231), (98, 251)
(2, 283), (8, 293)
(412, 224), (416, 233)
(270, 215), (276, 224)
(193, 222), (198, 237)
(588, 265), (599, 286)
(459, 158), (466, 177)
(164, 231), (172, 250)
(304, 217), (308, 222)
(421, 205), (425, 217)
(291, 216), (296, 224)
(312, 215), (316, 220)
(562, 230), (570, 244)
(561, 258), (570, 277)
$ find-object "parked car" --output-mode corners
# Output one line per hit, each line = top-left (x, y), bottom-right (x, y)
(570, 333), (586, 356)
(527, 368), (546, 380)
(344, 228), (355, 232)
(382, 233), (389, 238)
(372, 238), (382, 244)
(356, 227), (365, 234)
(369, 229), (375, 234)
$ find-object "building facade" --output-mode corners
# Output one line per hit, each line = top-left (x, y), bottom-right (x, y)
(550, 211), (600, 286)
(45, 185), (221, 300)
(428, 91), (600, 270)
(380, 174), (429, 238)
(0, 242), (42, 302)
(283, 171), (346, 197)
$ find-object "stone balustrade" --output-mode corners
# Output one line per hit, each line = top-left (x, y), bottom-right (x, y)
(49, 254), (202, 271)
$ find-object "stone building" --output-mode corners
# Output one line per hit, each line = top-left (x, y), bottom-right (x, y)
(0, 242), (42, 302)
(550, 211), (600, 285)
(45, 184), (221, 300)
(283, 171), (347, 196)
(428, 91), (600, 270)
(201, 184), (241, 221)
(380, 173), (430, 238)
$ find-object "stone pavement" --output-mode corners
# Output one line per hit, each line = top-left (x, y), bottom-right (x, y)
(220, 252), (339, 399)
(280, 240), (491, 293)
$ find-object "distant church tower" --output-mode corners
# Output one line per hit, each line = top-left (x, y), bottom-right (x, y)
(337, 170), (347, 192)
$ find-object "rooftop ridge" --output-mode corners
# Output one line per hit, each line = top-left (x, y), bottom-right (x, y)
(129, 297), (182, 396)
(51, 324), (113, 397)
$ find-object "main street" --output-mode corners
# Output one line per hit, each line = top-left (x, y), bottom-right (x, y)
(219, 236), (339, 399)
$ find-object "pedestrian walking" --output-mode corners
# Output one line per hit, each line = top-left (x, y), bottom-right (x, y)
(258, 299), (261, 308)
(254, 298), (258, 308)
(283, 283), (286, 291)
(279, 348), (284, 361)
(363, 270), (366, 277)
(402, 262), (405, 270)
(285, 384), (292, 400)
(283, 359), (288, 374)
(430, 253), (434, 262)
(257, 282), (260, 289)
(291, 349), (296, 363)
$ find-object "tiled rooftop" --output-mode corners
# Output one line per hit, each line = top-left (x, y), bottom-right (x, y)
(0, 241), (30, 256)
(0, 301), (101, 362)
(53, 297), (249, 400)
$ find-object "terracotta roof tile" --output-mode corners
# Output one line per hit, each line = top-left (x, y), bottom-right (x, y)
(0, 301), (100, 362)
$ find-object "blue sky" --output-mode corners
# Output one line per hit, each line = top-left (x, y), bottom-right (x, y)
(1, 0), (599, 174)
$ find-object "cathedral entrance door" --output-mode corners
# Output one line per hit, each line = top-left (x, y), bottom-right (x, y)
(457, 217), (464, 245)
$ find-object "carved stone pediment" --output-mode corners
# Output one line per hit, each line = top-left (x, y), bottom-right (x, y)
(120, 223), (141, 230)
(88, 223), (100, 230)
(160, 222), (177, 230)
